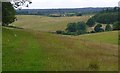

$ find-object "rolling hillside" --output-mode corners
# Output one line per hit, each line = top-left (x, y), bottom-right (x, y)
(12, 15), (91, 32)
(3, 27), (118, 71)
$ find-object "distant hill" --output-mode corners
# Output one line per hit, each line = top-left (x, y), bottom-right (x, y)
(16, 7), (111, 15)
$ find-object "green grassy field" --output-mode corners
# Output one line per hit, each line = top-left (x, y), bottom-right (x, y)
(3, 27), (118, 71)
(2, 15), (119, 71)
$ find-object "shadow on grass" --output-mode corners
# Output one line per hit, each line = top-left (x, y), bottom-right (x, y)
(4, 25), (23, 29)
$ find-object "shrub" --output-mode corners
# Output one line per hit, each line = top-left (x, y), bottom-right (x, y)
(66, 23), (77, 32)
(86, 18), (95, 27)
(90, 31), (96, 33)
(105, 24), (112, 31)
(113, 22), (120, 30)
(66, 22), (87, 35)
(76, 22), (87, 32)
(76, 13), (82, 16)
(94, 24), (104, 32)
(56, 30), (64, 34)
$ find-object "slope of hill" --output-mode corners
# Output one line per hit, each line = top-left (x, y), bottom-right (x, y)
(2, 27), (118, 71)
(12, 15), (91, 32)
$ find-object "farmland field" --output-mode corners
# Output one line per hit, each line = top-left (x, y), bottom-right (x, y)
(2, 15), (119, 71)
(12, 15), (91, 32)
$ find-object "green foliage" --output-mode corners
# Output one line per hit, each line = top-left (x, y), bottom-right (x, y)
(2, 2), (16, 26)
(66, 23), (77, 32)
(76, 22), (87, 34)
(93, 12), (118, 24)
(90, 31), (96, 33)
(49, 14), (61, 17)
(113, 22), (120, 30)
(56, 30), (64, 34)
(76, 13), (82, 16)
(66, 22), (87, 35)
(94, 24), (104, 32)
(105, 24), (112, 31)
(92, 7), (119, 24)
(86, 18), (95, 27)
(65, 13), (76, 16)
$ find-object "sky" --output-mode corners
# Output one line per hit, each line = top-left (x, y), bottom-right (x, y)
(25, 0), (119, 9)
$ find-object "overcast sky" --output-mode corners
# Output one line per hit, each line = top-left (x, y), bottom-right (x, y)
(26, 0), (119, 9)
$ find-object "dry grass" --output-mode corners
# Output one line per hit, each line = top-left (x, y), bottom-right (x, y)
(12, 15), (91, 32)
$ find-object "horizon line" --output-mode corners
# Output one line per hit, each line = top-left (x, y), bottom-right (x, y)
(23, 6), (118, 9)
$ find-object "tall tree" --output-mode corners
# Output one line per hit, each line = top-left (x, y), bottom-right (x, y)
(2, 2), (16, 26)
(86, 18), (95, 27)
(76, 22), (87, 34)
(2, 0), (32, 26)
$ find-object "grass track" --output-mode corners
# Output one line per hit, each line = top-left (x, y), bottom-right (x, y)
(2, 27), (118, 71)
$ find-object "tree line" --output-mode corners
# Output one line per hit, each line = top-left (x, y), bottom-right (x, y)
(56, 7), (120, 35)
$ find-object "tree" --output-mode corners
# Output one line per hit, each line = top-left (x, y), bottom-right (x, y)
(2, 0), (32, 26)
(86, 18), (95, 27)
(76, 22), (87, 34)
(94, 24), (104, 32)
(66, 23), (77, 32)
(105, 24), (112, 31)
(65, 22), (87, 35)
(76, 13), (82, 16)
(12, 0), (32, 9)
(113, 22), (120, 30)
(92, 7), (119, 24)
(2, 2), (16, 26)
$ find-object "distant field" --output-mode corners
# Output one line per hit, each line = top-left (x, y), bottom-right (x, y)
(3, 27), (118, 71)
(3, 14), (119, 71)
(12, 15), (91, 32)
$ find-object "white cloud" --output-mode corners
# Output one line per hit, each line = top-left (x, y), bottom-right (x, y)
(27, 0), (119, 9)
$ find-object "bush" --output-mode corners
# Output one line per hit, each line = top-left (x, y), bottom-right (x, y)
(113, 22), (120, 30)
(66, 22), (87, 35)
(56, 30), (64, 34)
(94, 24), (104, 32)
(90, 31), (96, 33)
(62, 32), (78, 36)
(76, 13), (82, 16)
(66, 23), (77, 32)
(105, 24), (112, 31)
(86, 18), (95, 27)
(49, 14), (61, 17)
(76, 22), (87, 32)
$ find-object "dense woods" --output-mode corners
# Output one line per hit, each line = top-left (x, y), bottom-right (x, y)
(92, 7), (119, 24)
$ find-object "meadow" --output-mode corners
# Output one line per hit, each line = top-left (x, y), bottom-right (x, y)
(12, 15), (92, 32)
(2, 15), (119, 71)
